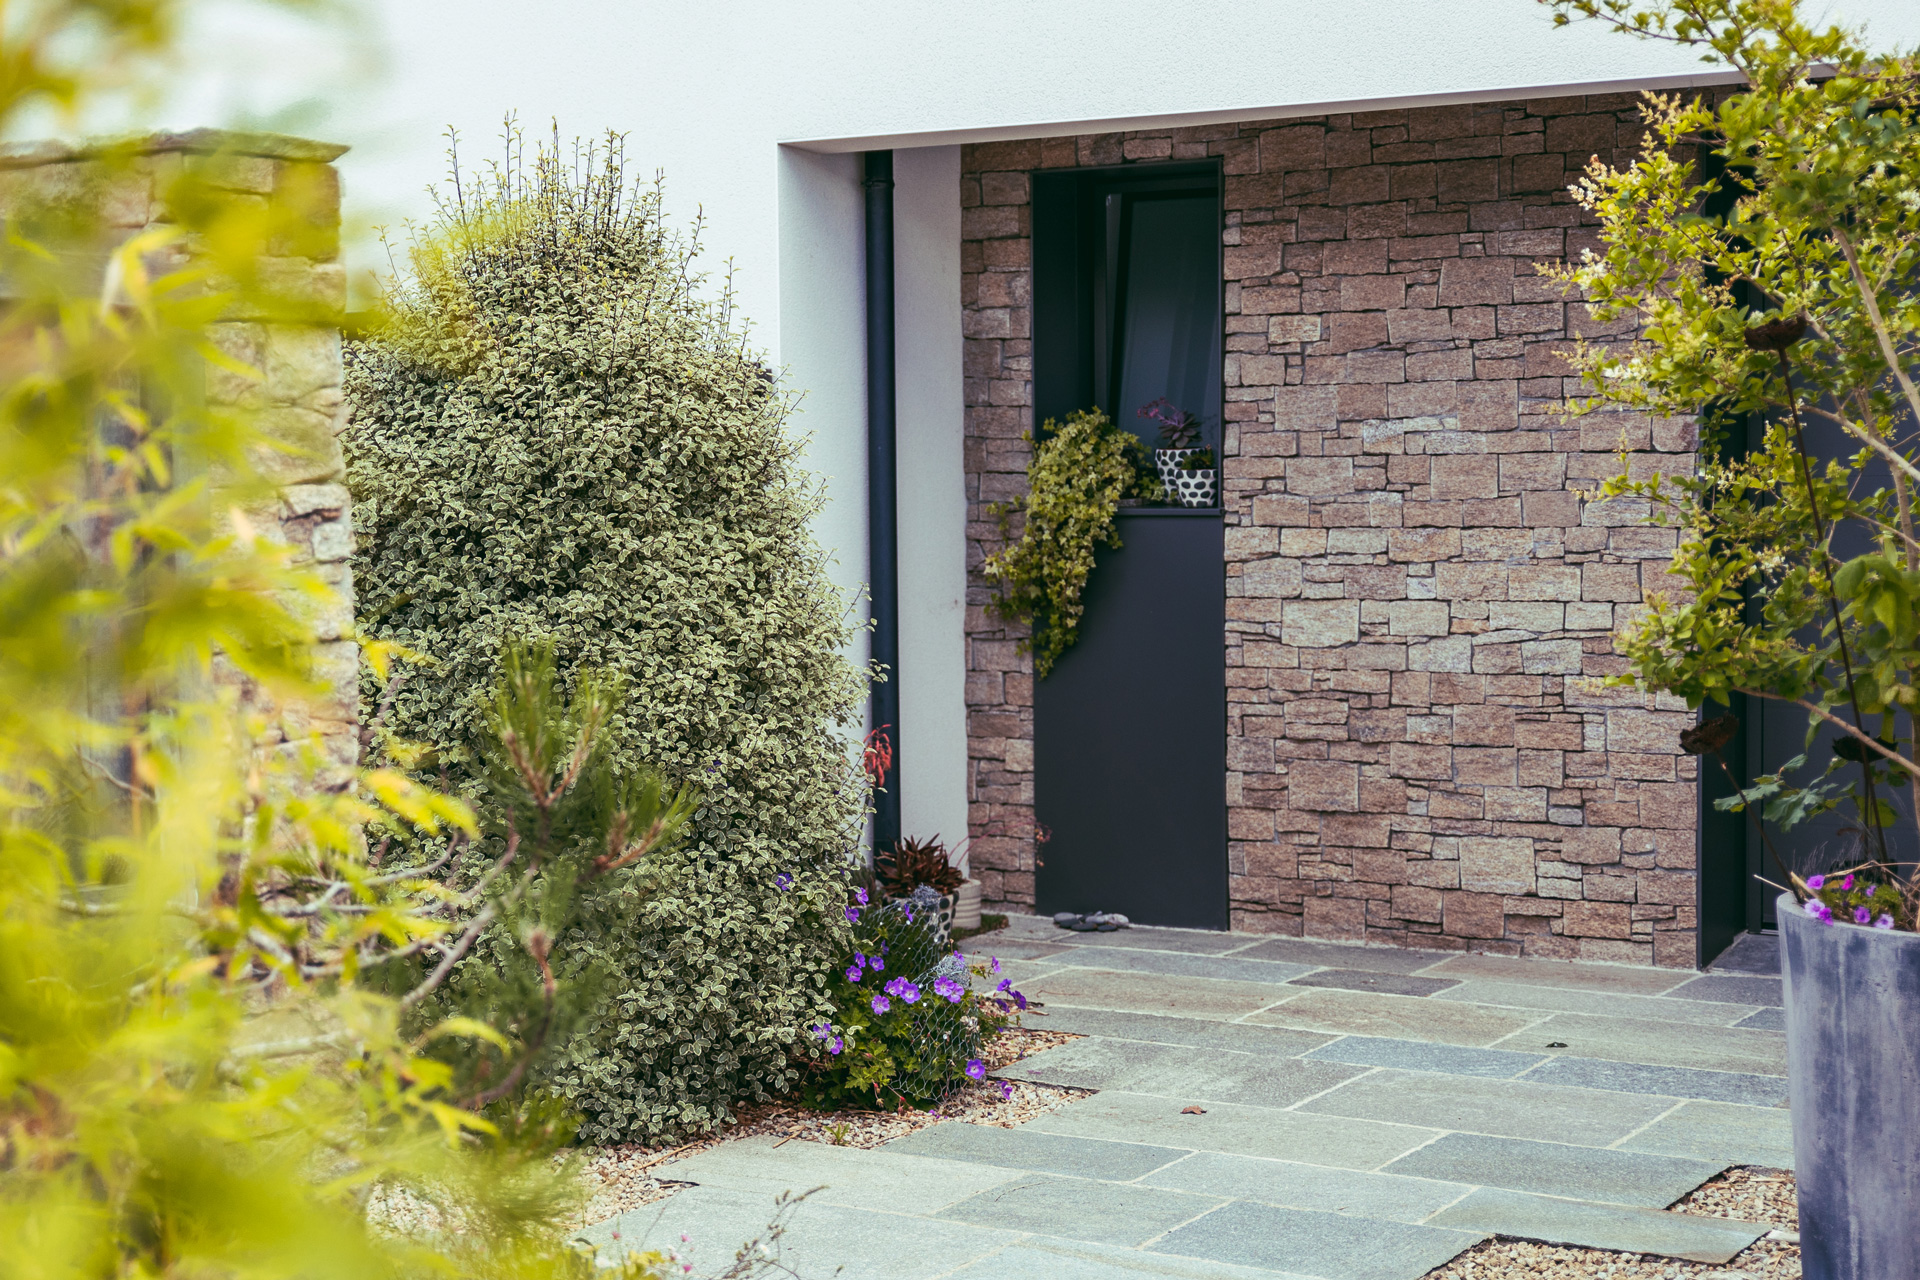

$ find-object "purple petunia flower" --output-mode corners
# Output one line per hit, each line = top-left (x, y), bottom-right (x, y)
(990, 957), (1001, 975)
(1807, 900), (1833, 923)
(933, 976), (965, 1003)
(1012, 989), (1027, 1011)
(845, 906), (861, 924)
(1876, 913), (1897, 930)
(846, 965), (863, 983)
(775, 873), (793, 892)
(869, 955), (884, 972)
(855, 887), (869, 906)
(1855, 906), (1873, 925)
(830, 1036), (843, 1054)
(854, 952), (866, 967)
(1808, 874), (1826, 890)
(899, 982), (920, 1004)
(1000, 1080), (1014, 1101)
(871, 994), (891, 1015)
(1843, 874), (1856, 891)
(965, 1059), (986, 1081)
(808, 1023), (830, 1040)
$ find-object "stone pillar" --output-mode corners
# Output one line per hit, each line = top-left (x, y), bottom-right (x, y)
(0, 130), (356, 776)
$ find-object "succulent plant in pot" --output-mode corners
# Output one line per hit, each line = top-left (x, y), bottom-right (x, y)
(1138, 399), (1217, 507)
(877, 835), (970, 943)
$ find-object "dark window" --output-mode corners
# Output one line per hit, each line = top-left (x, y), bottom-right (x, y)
(1033, 162), (1222, 456)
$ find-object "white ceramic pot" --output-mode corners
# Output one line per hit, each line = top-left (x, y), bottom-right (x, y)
(1172, 469), (1217, 507)
(1154, 447), (1203, 490)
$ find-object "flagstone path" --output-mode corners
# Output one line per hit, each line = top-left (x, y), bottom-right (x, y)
(578, 917), (1792, 1280)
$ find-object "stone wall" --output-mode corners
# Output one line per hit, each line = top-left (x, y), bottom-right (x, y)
(0, 131), (357, 777)
(963, 95), (1703, 966)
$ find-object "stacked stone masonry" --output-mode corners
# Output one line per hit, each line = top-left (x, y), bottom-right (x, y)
(963, 95), (1703, 966)
(0, 132), (357, 778)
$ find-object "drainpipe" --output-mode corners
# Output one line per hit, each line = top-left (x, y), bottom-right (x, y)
(863, 149), (901, 858)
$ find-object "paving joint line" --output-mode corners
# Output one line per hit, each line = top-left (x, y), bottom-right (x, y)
(1604, 1098), (1692, 1151)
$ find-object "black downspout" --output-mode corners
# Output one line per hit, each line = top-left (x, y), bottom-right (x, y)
(864, 149), (901, 858)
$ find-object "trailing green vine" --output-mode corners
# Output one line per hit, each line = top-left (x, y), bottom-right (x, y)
(983, 408), (1155, 677)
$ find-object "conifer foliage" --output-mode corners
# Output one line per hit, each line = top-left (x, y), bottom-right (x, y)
(345, 134), (867, 1140)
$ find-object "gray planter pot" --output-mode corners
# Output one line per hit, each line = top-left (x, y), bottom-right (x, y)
(1779, 892), (1920, 1280)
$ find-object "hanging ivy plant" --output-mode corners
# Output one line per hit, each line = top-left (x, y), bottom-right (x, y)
(982, 408), (1156, 677)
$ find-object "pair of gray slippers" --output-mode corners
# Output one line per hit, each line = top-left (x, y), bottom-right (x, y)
(1053, 911), (1131, 932)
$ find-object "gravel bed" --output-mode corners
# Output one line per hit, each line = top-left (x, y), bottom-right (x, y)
(575, 1027), (1085, 1225)
(1425, 1167), (1799, 1280)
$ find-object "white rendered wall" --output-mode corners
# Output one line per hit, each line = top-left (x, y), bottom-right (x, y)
(891, 145), (968, 861)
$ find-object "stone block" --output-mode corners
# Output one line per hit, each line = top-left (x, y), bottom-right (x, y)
(1606, 709), (1689, 754)
(1454, 705), (1515, 746)
(1282, 601), (1360, 648)
(1462, 837), (1536, 894)
(1582, 562), (1642, 602)
(1506, 565), (1581, 601)
(1387, 600), (1451, 635)
(1563, 900), (1633, 939)
(1290, 761), (1360, 812)
(1240, 557), (1305, 598)
(1443, 890), (1507, 938)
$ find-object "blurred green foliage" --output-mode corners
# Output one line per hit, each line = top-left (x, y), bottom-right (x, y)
(0, 4), (728, 1277)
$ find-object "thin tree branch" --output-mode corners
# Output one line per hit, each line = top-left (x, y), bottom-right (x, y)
(1735, 686), (1920, 781)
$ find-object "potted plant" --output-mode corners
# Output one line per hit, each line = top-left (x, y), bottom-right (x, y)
(981, 407), (1159, 675)
(1548, 5), (1920, 1275)
(1169, 445), (1218, 508)
(1138, 398), (1214, 504)
(876, 835), (967, 945)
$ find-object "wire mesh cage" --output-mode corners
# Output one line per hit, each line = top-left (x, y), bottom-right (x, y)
(860, 898), (982, 1104)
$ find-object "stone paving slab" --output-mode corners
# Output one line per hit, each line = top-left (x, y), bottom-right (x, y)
(576, 1185), (1021, 1280)
(1032, 1007), (1337, 1056)
(1299, 1069), (1675, 1147)
(1040, 945), (1318, 985)
(1141, 1150), (1471, 1223)
(1232, 937), (1453, 974)
(1420, 952), (1690, 996)
(1286, 969), (1461, 998)
(1035, 924), (1256, 955)
(1249, 987), (1545, 1047)
(648, 1134), (1022, 1215)
(1494, 1012), (1788, 1076)
(1433, 979), (1760, 1027)
(1025, 1091), (1438, 1170)
(1023, 968), (1292, 1020)
(1522, 1056), (1789, 1107)
(1735, 1007), (1786, 1031)
(1382, 1133), (1723, 1207)
(886, 1119), (1189, 1181)
(1004, 1038), (1367, 1109)
(1666, 974), (1784, 1006)
(938, 1173), (1223, 1247)
(1617, 1100), (1797, 1170)
(1303, 1035), (1545, 1079)
(1705, 932), (1780, 975)
(1428, 1188), (1768, 1263)
(943, 1236), (1316, 1280)
(1151, 1199), (1485, 1280)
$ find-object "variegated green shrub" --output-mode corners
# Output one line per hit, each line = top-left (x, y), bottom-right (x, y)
(344, 137), (867, 1140)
